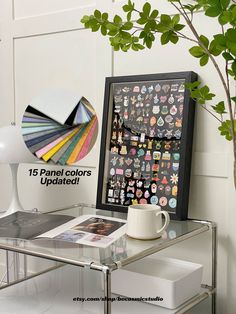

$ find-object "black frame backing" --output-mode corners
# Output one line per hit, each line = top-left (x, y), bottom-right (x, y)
(96, 72), (197, 220)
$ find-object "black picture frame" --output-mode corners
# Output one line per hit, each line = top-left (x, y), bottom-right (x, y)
(96, 72), (198, 220)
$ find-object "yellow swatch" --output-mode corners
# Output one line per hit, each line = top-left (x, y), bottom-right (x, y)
(66, 117), (96, 164)
(42, 127), (80, 162)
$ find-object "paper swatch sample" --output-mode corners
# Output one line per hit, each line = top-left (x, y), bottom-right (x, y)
(21, 90), (98, 165)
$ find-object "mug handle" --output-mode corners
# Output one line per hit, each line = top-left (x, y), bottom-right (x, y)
(156, 210), (170, 234)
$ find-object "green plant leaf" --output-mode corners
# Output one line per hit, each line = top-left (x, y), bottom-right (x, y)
(232, 61), (236, 76)
(136, 44), (145, 50)
(81, 15), (90, 24)
(227, 69), (235, 77)
(102, 13), (108, 20)
(227, 41), (236, 56)
(214, 34), (227, 48)
(114, 15), (122, 25)
(199, 35), (209, 48)
(200, 54), (209, 66)
(139, 31), (146, 39)
(188, 83), (215, 104)
(222, 51), (234, 60)
(218, 120), (236, 141)
(160, 14), (172, 25)
(161, 32), (170, 45)
(232, 5), (236, 20)
(156, 23), (169, 33)
(122, 21), (133, 30)
(94, 10), (101, 19)
(127, 11), (132, 21)
(150, 9), (159, 19)
(91, 24), (100, 32)
(172, 14), (180, 25)
(220, 0), (230, 10)
(209, 39), (223, 55)
(170, 33), (178, 44)
(226, 28), (236, 42)
(84, 21), (90, 28)
(218, 11), (231, 24)
(146, 37), (153, 48)
(123, 4), (130, 12)
(174, 24), (185, 31)
(185, 81), (201, 90)
(106, 23), (118, 31)
(205, 6), (222, 17)
(212, 101), (227, 114)
(101, 25), (107, 36)
(137, 17), (147, 25)
(143, 2), (151, 17)
(144, 20), (157, 32)
(112, 34), (121, 44)
(189, 46), (205, 58)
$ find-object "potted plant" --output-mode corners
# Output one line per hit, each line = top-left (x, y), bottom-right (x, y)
(81, 0), (236, 187)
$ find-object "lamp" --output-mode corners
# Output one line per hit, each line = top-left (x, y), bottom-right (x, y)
(0, 125), (36, 216)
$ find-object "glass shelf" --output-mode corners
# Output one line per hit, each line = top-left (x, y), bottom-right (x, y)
(0, 264), (212, 314)
(0, 204), (216, 314)
(0, 205), (210, 271)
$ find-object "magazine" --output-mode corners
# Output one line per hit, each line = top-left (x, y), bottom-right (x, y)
(36, 215), (127, 248)
(0, 211), (73, 240)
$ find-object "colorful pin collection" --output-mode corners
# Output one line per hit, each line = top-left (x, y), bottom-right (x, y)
(106, 79), (185, 212)
(22, 97), (98, 165)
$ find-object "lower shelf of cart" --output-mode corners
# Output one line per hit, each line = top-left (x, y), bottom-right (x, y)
(0, 265), (212, 314)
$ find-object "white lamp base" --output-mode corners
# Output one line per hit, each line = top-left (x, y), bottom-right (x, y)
(1, 164), (24, 217)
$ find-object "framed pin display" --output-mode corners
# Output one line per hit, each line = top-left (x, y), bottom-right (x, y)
(96, 72), (197, 220)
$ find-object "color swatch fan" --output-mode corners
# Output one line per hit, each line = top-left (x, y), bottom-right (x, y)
(21, 90), (98, 165)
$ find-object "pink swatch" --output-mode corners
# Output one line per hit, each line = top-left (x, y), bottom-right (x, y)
(76, 118), (98, 161)
(35, 129), (75, 158)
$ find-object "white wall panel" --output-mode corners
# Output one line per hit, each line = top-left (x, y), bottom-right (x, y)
(14, 29), (110, 168)
(12, 6), (96, 38)
(0, 0), (15, 126)
(15, 30), (99, 118)
(13, 0), (96, 19)
(0, 0), (112, 210)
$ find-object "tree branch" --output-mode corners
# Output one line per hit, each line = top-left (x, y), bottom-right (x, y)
(200, 104), (222, 123)
(171, 0), (236, 156)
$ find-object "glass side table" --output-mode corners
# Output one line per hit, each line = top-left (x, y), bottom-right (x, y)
(0, 204), (217, 314)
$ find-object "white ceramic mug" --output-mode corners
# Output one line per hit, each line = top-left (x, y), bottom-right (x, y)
(126, 204), (170, 240)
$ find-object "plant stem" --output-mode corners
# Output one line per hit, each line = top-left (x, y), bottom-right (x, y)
(171, 1), (236, 162)
(131, 29), (143, 36)
(174, 32), (199, 44)
(200, 104), (222, 122)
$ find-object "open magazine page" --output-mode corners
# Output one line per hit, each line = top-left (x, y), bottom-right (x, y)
(37, 215), (127, 248)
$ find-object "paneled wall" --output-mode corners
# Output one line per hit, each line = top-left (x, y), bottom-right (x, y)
(0, 0), (112, 210)
(0, 1), (235, 313)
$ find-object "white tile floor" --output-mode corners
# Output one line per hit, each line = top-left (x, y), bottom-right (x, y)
(0, 265), (211, 314)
